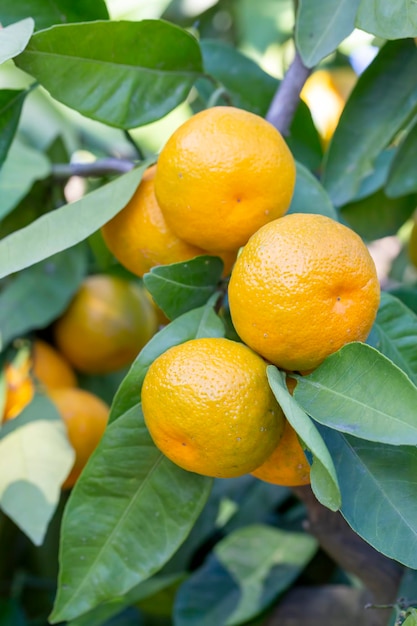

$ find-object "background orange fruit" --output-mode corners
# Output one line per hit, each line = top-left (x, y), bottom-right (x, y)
(251, 377), (311, 487)
(3, 356), (34, 422)
(141, 337), (285, 478)
(228, 213), (380, 372)
(49, 387), (109, 489)
(154, 106), (296, 252)
(101, 164), (237, 278)
(53, 275), (158, 374)
(32, 339), (77, 390)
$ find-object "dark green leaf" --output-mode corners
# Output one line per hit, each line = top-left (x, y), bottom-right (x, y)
(0, 1), (108, 30)
(0, 245), (87, 349)
(322, 40), (417, 207)
(356, 0), (417, 39)
(109, 302), (225, 423)
(321, 427), (417, 569)
(288, 161), (338, 220)
(386, 117), (417, 197)
(0, 90), (28, 167)
(340, 188), (417, 241)
(387, 285), (417, 316)
(0, 18), (34, 64)
(286, 102), (323, 173)
(50, 406), (212, 623)
(15, 21), (203, 128)
(295, 342), (417, 445)
(0, 597), (28, 626)
(373, 292), (417, 385)
(0, 394), (75, 546)
(143, 256), (224, 320)
(0, 165), (146, 280)
(200, 39), (278, 117)
(296, 0), (360, 67)
(267, 367), (341, 511)
(174, 525), (317, 626)
(0, 139), (50, 219)
(350, 148), (396, 201)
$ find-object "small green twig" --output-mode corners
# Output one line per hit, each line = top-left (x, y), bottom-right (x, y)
(51, 158), (136, 180)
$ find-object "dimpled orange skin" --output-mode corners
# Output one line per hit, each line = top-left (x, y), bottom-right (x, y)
(32, 339), (77, 390)
(228, 213), (380, 372)
(154, 106), (296, 252)
(141, 337), (285, 478)
(54, 275), (158, 375)
(49, 388), (109, 490)
(101, 165), (237, 278)
(251, 378), (311, 487)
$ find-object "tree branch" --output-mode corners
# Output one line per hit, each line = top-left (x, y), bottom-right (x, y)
(52, 158), (136, 180)
(266, 50), (311, 136)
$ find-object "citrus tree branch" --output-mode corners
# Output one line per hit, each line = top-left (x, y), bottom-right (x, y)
(266, 50), (311, 136)
(51, 158), (136, 180)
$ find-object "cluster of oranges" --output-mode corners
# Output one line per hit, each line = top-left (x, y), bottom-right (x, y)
(99, 106), (381, 487)
(2, 275), (159, 489)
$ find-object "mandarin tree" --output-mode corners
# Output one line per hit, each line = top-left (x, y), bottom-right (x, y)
(0, 2), (417, 626)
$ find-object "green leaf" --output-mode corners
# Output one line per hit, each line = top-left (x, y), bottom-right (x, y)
(174, 525), (317, 626)
(15, 21), (203, 129)
(404, 611), (417, 626)
(200, 39), (278, 117)
(373, 292), (417, 386)
(321, 427), (417, 569)
(295, 342), (417, 445)
(143, 256), (224, 320)
(50, 406), (212, 623)
(267, 367), (341, 512)
(0, 245), (87, 348)
(288, 161), (338, 220)
(0, 18), (34, 64)
(0, 394), (75, 546)
(386, 117), (417, 197)
(322, 40), (417, 207)
(0, 90), (28, 167)
(0, 1), (109, 31)
(296, 0), (360, 67)
(0, 139), (50, 219)
(340, 188), (417, 241)
(356, 0), (417, 39)
(109, 302), (225, 423)
(0, 165), (146, 280)
(286, 102), (323, 173)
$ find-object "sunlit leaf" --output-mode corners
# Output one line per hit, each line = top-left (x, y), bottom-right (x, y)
(356, 0), (417, 39)
(0, 18), (34, 64)
(0, 1), (109, 31)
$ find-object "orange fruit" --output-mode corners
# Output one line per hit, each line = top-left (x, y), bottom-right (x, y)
(53, 275), (158, 374)
(3, 353), (34, 421)
(301, 67), (357, 147)
(32, 339), (77, 390)
(101, 164), (237, 278)
(141, 337), (285, 478)
(228, 213), (380, 372)
(154, 106), (296, 252)
(49, 387), (109, 489)
(251, 377), (311, 487)
(408, 216), (417, 268)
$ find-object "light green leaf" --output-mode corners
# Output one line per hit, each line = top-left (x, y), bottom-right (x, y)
(174, 525), (317, 626)
(109, 302), (225, 423)
(0, 139), (50, 219)
(0, 394), (75, 546)
(0, 89), (28, 167)
(296, 0), (360, 67)
(143, 256), (224, 320)
(386, 117), (417, 197)
(0, 18), (34, 65)
(288, 161), (338, 220)
(322, 427), (417, 569)
(356, 0), (417, 39)
(15, 21), (203, 128)
(0, 1), (109, 31)
(50, 406), (212, 623)
(0, 165), (146, 280)
(0, 246), (87, 348)
(322, 40), (417, 207)
(373, 292), (417, 386)
(267, 367), (341, 511)
(295, 342), (417, 445)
